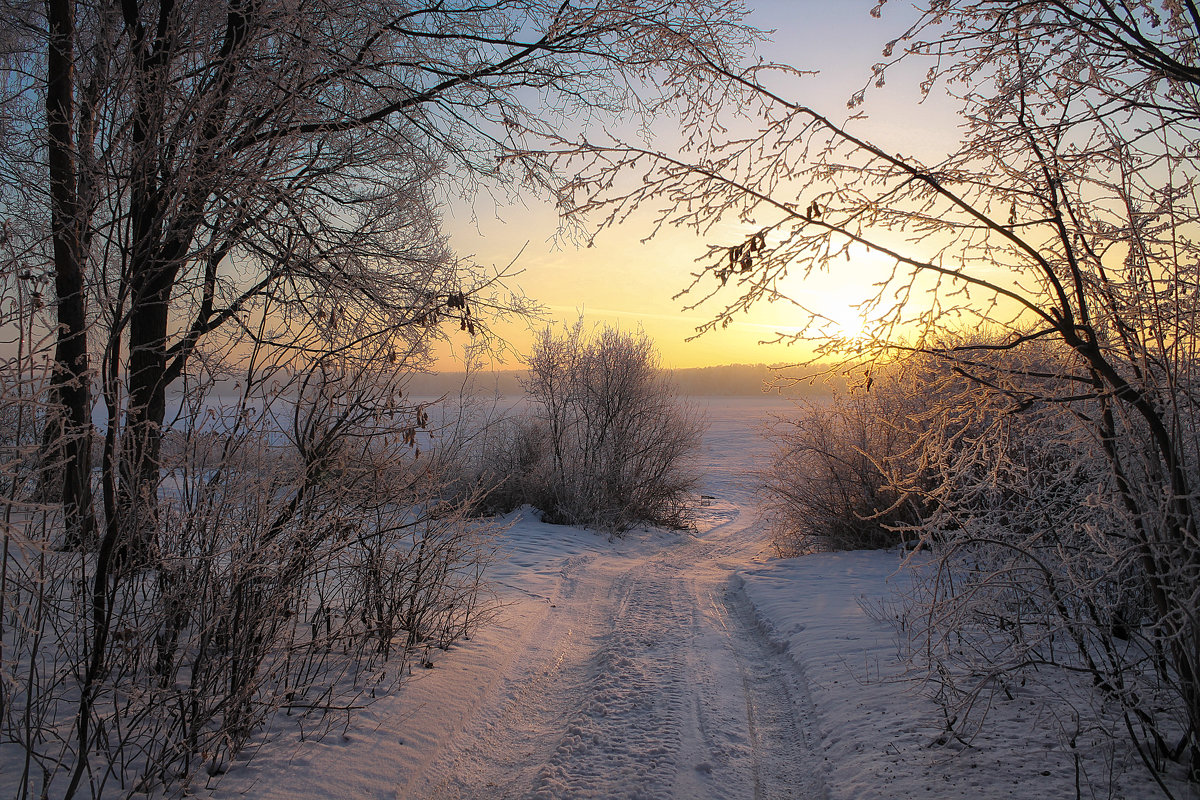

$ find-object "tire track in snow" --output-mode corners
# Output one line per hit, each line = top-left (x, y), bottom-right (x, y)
(522, 507), (827, 799)
(717, 575), (830, 799)
(528, 558), (692, 798)
(408, 393), (827, 799)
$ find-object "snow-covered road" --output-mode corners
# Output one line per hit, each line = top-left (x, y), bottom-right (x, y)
(405, 499), (826, 799)
(397, 395), (825, 798)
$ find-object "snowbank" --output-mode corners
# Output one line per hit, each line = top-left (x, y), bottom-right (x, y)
(737, 550), (1188, 799)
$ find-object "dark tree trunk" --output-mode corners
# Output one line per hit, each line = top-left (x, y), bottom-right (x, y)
(116, 258), (173, 565)
(44, 0), (96, 548)
(111, 0), (176, 566)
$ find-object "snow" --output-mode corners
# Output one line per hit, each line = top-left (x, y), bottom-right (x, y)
(737, 551), (1169, 799)
(196, 397), (1194, 800)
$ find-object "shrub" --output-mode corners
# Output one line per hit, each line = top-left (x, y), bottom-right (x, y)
(778, 340), (1200, 792)
(0, 350), (501, 798)
(761, 367), (920, 555)
(493, 322), (705, 532)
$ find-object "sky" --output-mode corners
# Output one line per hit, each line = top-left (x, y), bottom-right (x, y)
(435, 1), (962, 371)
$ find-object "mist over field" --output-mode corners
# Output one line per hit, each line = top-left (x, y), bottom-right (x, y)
(401, 363), (839, 399)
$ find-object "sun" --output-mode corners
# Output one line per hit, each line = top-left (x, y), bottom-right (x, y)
(749, 266), (877, 345)
(819, 303), (870, 341)
(753, 245), (905, 346)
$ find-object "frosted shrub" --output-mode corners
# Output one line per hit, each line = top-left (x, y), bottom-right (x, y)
(0, 354), (501, 798)
(766, 339), (1200, 791)
(502, 322), (705, 532)
(889, 351), (1200, 795)
(460, 414), (552, 516)
(761, 369), (921, 555)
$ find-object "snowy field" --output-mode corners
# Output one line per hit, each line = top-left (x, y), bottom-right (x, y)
(199, 397), (1190, 799)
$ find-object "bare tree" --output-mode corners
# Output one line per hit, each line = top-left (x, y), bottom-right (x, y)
(1, 2), (762, 795)
(548, 0), (1200, 790)
(1, 0), (760, 555)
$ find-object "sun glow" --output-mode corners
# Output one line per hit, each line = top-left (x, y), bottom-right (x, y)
(736, 247), (901, 351)
(819, 302), (871, 342)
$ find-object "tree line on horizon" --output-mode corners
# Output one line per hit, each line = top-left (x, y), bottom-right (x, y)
(400, 362), (840, 399)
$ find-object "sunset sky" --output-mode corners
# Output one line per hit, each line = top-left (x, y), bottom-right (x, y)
(437, 1), (960, 370)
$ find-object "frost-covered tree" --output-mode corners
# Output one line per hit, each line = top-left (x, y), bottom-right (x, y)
(2, 0), (760, 553)
(0, 1), (760, 795)
(550, 0), (1200, 790)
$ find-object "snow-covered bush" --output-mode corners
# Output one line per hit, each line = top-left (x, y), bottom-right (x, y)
(462, 414), (551, 515)
(884, 346), (1200, 794)
(760, 369), (921, 555)
(491, 322), (705, 532)
(767, 336), (1200, 791)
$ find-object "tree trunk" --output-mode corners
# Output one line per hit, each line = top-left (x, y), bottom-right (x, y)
(44, 0), (96, 548)
(113, 3), (175, 565)
(116, 254), (174, 566)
